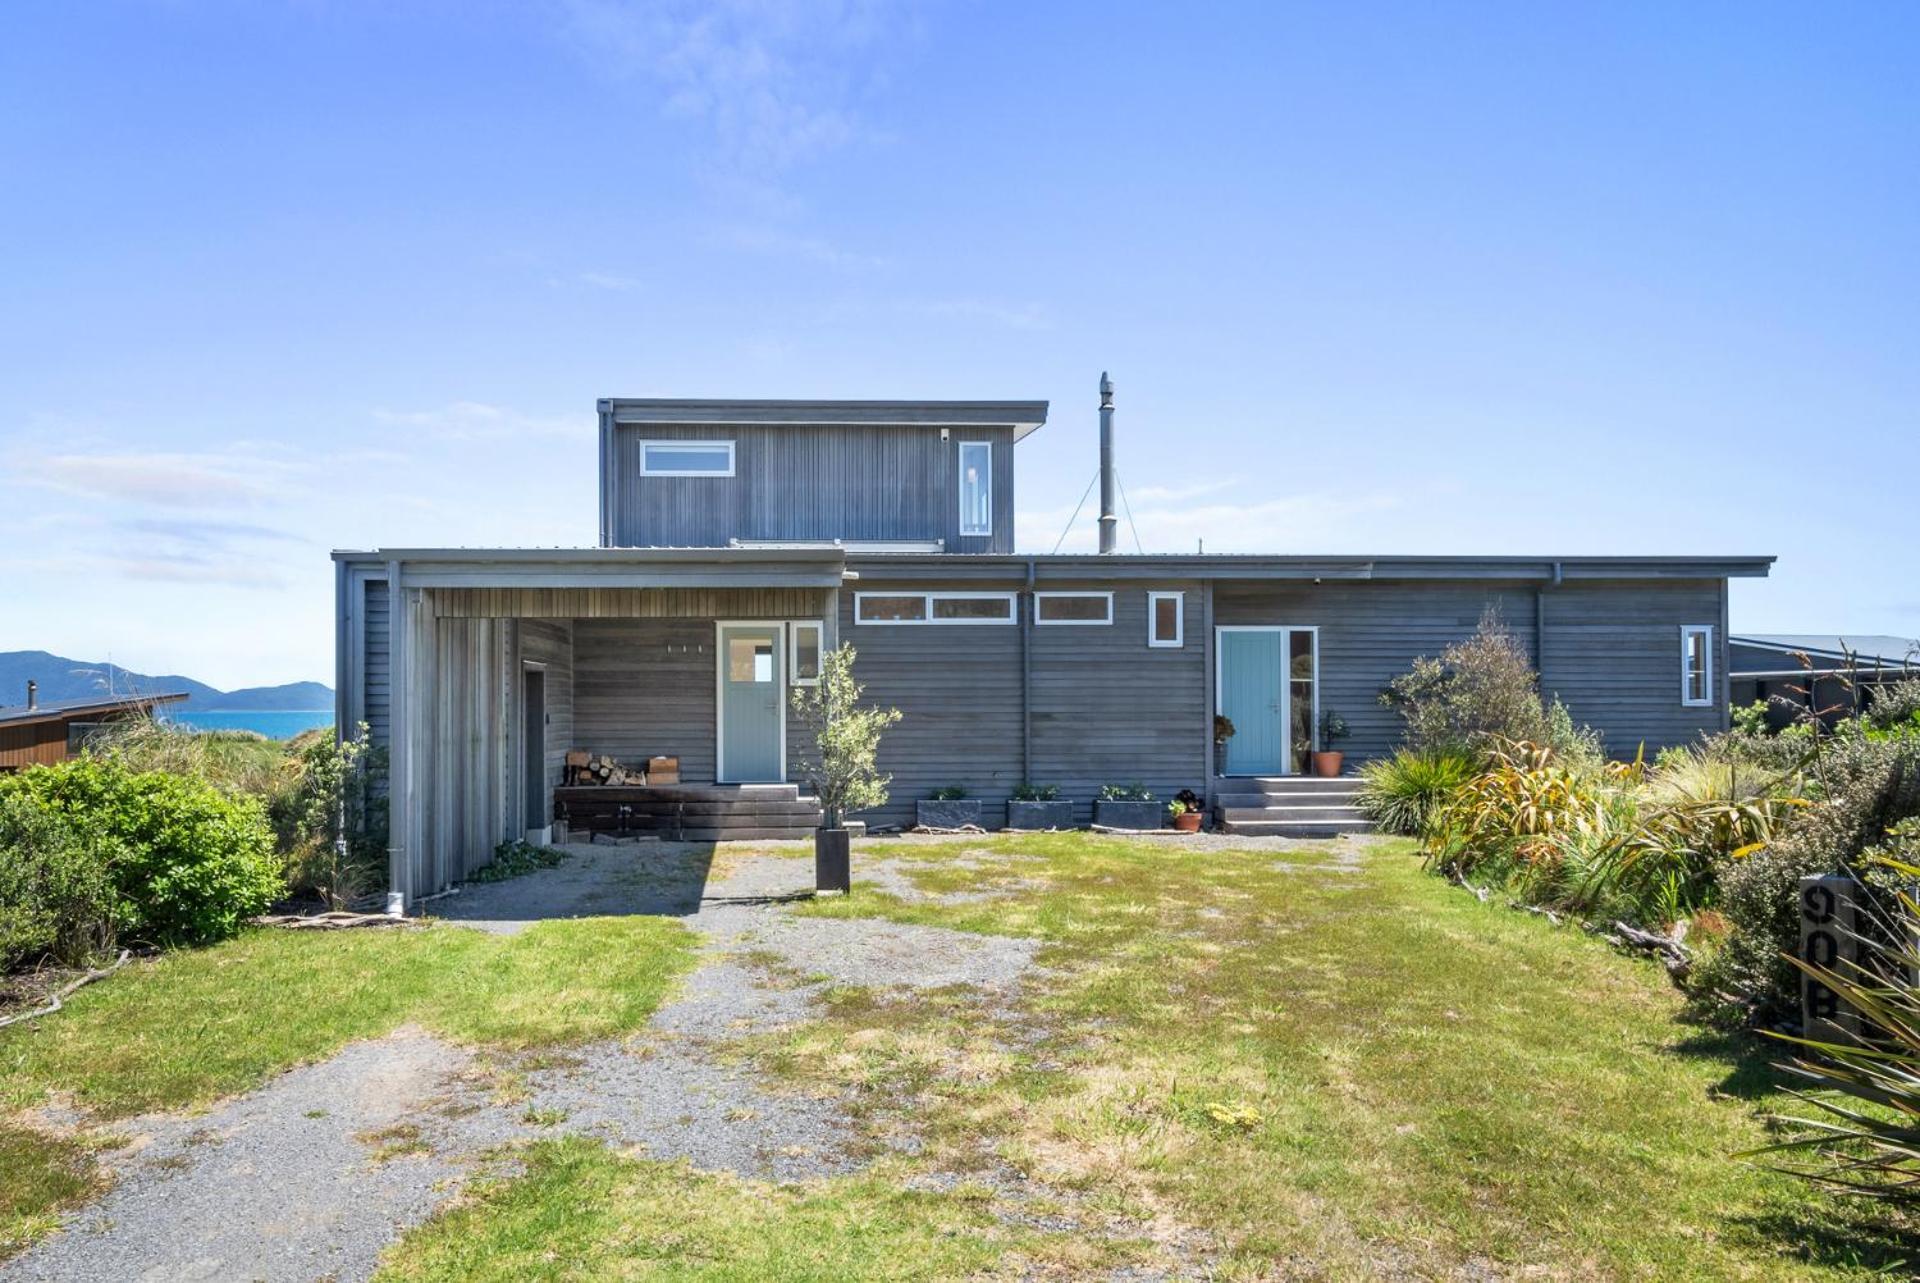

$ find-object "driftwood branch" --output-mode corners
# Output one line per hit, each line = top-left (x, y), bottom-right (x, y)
(0, 949), (132, 1029)
(910, 824), (988, 835)
(1449, 870), (1491, 902)
(251, 911), (414, 930)
(1609, 919), (1693, 979)
(1511, 901), (1563, 926)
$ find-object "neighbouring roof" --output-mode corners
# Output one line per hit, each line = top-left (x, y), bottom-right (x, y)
(598, 398), (1051, 442)
(1732, 634), (1920, 670)
(0, 691), (188, 729)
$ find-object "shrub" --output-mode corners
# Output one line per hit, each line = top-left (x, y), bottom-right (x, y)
(274, 727), (386, 909)
(0, 793), (125, 969)
(93, 718), (287, 797)
(1098, 783), (1154, 801)
(1011, 782), (1059, 802)
(469, 840), (566, 884)
(1356, 748), (1478, 836)
(0, 759), (282, 948)
(1423, 741), (1609, 881)
(928, 785), (969, 801)
(1699, 732), (1920, 1017)
(1866, 677), (1920, 731)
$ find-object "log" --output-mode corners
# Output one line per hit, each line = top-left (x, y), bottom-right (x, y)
(0, 950), (132, 1029)
(252, 911), (416, 930)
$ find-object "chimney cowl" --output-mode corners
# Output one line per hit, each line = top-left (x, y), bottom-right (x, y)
(1097, 371), (1117, 554)
(26, 679), (37, 710)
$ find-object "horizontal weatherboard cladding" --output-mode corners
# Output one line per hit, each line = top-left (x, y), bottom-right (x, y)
(610, 424), (1015, 552)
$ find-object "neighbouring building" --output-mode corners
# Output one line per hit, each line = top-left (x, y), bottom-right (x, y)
(1730, 634), (1919, 728)
(334, 382), (1773, 905)
(0, 683), (187, 773)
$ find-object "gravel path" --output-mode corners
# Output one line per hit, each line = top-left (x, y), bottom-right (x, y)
(1, 843), (1043, 1283)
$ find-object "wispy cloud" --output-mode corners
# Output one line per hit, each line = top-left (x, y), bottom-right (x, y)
(371, 401), (592, 441)
(560, 0), (912, 174)
(905, 297), (1051, 331)
(714, 224), (887, 268)
(9, 450), (288, 508)
(576, 270), (644, 291)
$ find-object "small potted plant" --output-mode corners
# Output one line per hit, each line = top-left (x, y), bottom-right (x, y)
(1094, 783), (1160, 830)
(917, 785), (982, 830)
(1213, 714), (1236, 775)
(1312, 711), (1349, 777)
(1167, 799), (1202, 832)
(1007, 782), (1072, 831)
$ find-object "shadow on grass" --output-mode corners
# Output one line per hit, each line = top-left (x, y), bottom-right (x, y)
(1733, 1201), (1920, 1276)
(1661, 1023), (1788, 1101)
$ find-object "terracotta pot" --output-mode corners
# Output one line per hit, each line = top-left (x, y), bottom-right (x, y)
(1172, 810), (1202, 832)
(1311, 751), (1345, 778)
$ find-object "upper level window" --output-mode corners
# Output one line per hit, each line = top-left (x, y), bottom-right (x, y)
(640, 440), (734, 477)
(1148, 592), (1184, 648)
(958, 441), (992, 536)
(856, 591), (1015, 625)
(1034, 592), (1113, 625)
(1681, 624), (1714, 706)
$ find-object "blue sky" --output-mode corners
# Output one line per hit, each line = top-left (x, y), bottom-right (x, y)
(2, 1), (1915, 690)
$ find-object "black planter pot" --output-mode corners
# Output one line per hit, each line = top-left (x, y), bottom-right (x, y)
(1094, 799), (1164, 831)
(916, 799), (983, 830)
(1006, 800), (1074, 830)
(814, 827), (851, 893)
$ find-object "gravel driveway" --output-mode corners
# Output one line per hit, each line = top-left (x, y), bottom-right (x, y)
(2, 842), (1042, 1283)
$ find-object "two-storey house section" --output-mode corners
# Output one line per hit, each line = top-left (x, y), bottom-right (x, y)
(335, 391), (1772, 906)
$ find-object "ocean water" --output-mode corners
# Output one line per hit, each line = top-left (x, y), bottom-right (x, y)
(159, 709), (333, 740)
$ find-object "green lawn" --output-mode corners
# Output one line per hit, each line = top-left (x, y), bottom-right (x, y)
(0, 915), (694, 1257)
(388, 835), (1915, 1280)
(5, 835), (1914, 1278)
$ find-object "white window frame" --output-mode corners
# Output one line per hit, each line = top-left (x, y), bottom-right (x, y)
(788, 620), (825, 685)
(854, 590), (1016, 626)
(1033, 591), (1114, 626)
(957, 440), (992, 536)
(1147, 591), (1185, 648)
(1681, 624), (1715, 707)
(639, 439), (735, 477)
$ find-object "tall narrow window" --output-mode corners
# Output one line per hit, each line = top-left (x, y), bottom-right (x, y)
(958, 441), (992, 536)
(790, 621), (823, 685)
(1148, 592), (1184, 647)
(1682, 625), (1714, 706)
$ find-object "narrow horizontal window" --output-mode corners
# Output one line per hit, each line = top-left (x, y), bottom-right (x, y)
(855, 592), (1015, 625)
(931, 593), (1015, 622)
(1148, 591), (1184, 647)
(1034, 592), (1113, 625)
(790, 620), (823, 685)
(1681, 624), (1714, 707)
(958, 441), (992, 536)
(639, 440), (735, 477)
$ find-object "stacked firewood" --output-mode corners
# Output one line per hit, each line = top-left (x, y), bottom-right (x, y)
(580, 754), (640, 786)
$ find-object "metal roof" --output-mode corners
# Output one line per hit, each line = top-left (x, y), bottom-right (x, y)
(598, 398), (1051, 442)
(1732, 634), (1920, 670)
(0, 691), (188, 729)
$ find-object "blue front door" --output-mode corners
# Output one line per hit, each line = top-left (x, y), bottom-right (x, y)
(1219, 629), (1286, 775)
(719, 625), (784, 783)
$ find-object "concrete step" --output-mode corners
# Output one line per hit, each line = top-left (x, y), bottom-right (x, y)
(1219, 804), (1367, 823)
(1219, 779), (1362, 798)
(1220, 817), (1375, 838)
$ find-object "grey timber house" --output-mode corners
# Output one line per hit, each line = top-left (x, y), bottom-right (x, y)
(334, 392), (1774, 905)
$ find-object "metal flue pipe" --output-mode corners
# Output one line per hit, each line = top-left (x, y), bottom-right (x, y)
(1097, 371), (1117, 554)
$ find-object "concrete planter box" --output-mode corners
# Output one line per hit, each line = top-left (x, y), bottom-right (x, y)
(1094, 800), (1164, 830)
(917, 799), (984, 829)
(1006, 800), (1074, 830)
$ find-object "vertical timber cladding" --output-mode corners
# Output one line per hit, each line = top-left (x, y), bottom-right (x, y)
(1212, 576), (1729, 764)
(1028, 584), (1208, 825)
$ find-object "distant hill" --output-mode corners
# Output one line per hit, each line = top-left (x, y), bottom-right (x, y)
(0, 651), (332, 712)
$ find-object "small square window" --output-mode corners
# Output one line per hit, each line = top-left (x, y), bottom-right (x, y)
(728, 637), (775, 683)
(1148, 592), (1184, 648)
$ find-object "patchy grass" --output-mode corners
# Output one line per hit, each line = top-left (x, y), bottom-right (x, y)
(374, 1137), (1099, 1282)
(0, 1123), (101, 1259)
(769, 833), (1914, 1278)
(0, 917), (695, 1120)
(0, 915), (694, 1258)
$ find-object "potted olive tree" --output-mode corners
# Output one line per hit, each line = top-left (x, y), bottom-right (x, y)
(1312, 710), (1349, 777)
(790, 643), (901, 893)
